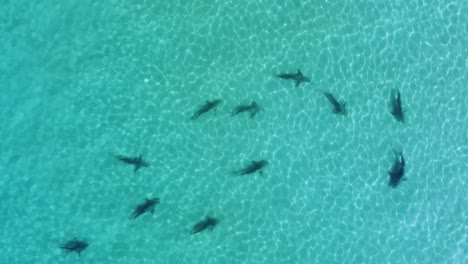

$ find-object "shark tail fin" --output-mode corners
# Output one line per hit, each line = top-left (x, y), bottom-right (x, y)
(390, 145), (403, 158)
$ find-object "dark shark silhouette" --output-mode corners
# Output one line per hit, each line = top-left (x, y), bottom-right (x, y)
(234, 160), (268, 175)
(189, 216), (219, 235)
(115, 154), (149, 173)
(390, 89), (406, 122)
(60, 238), (89, 257)
(232, 101), (262, 118)
(190, 99), (222, 120)
(388, 148), (406, 188)
(131, 197), (160, 220)
(321, 91), (347, 115)
(275, 69), (310, 87)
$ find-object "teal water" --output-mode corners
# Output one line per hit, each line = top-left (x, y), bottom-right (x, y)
(1, 0), (466, 263)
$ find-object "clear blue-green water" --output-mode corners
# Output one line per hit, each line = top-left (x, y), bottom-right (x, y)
(1, 0), (466, 263)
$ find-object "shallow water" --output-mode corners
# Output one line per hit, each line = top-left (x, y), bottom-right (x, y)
(1, 0), (466, 263)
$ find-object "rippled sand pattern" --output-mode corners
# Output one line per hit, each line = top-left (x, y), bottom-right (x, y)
(0, 0), (466, 263)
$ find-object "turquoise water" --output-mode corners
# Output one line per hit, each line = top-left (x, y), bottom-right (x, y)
(1, 0), (466, 263)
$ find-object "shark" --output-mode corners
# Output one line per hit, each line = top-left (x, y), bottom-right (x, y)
(131, 197), (160, 220)
(115, 154), (149, 174)
(232, 101), (262, 118)
(59, 239), (89, 257)
(275, 69), (310, 87)
(189, 216), (219, 235)
(234, 160), (269, 176)
(190, 99), (222, 120)
(321, 90), (347, 116)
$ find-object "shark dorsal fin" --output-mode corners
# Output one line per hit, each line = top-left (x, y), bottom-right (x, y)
(297, 69), (302, 76)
